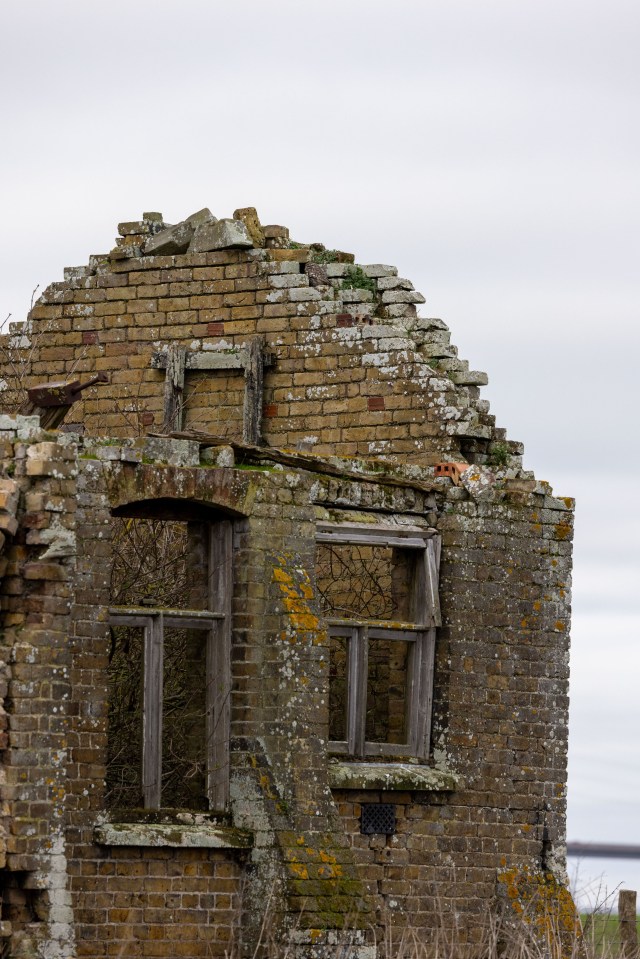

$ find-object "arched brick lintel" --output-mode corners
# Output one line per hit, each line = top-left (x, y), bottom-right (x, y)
(102, 461), (257, 518)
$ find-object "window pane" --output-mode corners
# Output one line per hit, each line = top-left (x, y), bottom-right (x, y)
(328, 634), (349, 742)
(316, 543), (416, 622)
(111, 518), (210, 609)
(106, 625), (143, 808)
(366, 638), (410, 745)
(161, 627), (208, 810)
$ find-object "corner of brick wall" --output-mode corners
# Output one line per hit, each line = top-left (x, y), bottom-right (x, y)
(0, 416), (77, 958)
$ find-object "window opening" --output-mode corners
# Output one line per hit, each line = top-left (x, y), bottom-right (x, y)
(106, 515), (232, 812)
(365, 635), (410, 745)
(316, 523), (440, 761)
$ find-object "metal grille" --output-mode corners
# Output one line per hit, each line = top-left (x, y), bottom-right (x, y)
(360, 803), (396, 836)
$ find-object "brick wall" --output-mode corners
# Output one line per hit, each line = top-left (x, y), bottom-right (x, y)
(0, 419), (78, 957)
(0, 208), (574, 957)
(3, 208), (514, 467)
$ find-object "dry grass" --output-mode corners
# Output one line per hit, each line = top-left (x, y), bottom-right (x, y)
(219, 890), (638, 959)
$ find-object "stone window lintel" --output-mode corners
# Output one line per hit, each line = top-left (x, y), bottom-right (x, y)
(328, 761), (459, 792)
(94, 820), (253, 850)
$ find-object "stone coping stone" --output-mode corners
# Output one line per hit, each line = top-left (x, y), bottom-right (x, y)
(328, 762), (459, 792)
(94, 821), (253, 849)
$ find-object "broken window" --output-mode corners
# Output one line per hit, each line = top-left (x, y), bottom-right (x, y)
(106, 514), (232, 811)
(316, 523), (441, 760)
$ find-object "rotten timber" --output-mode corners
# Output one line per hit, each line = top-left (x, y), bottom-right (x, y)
(161, 345), (187, 433)
(243, 336), (265, 445)
(22, 372), (109, 430)
(151, 429), (440, 496)
(152, 337), (272, 443)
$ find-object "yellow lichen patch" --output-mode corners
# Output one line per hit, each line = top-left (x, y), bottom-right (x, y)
(273, 560), (320, 633)
(288, 862), (309, 880)
(497, 867), (584, 959)
(554, 621), (566, 632)
(258, 773), (278, 802)
(318, 849), (338, 864)
(554, 521), (572, 541)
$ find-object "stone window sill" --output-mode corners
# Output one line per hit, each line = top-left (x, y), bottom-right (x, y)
(328, 762), (459, 792)
(94, 819), (253, 850)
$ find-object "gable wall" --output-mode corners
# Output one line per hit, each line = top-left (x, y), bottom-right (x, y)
(5, 232), (515, 467)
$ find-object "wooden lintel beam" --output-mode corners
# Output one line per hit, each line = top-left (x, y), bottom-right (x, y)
(152, 349), (275, 372)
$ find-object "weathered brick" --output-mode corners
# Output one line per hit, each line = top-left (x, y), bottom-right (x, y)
(0, 211), (574, 959)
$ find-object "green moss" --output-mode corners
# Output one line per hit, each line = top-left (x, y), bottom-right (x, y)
(310, 248), (341, 264)
(341, 265), (376, 296)
(489, 441), (511, 467)
(233, 462), (274, 472)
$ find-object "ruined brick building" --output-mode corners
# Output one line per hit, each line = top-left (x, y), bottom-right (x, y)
(0, 208), (574, 957)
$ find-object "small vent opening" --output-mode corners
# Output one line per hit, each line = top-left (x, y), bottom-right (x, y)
(360, 803), (396, 836)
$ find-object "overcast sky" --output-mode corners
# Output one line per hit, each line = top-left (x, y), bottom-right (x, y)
(2, 0), (639, 904)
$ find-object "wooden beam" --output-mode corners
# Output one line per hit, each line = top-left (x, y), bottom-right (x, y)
(22, 373), (109, 430)
(243, 335), (265, 445)
(207, 520), (233, 811)
(152, 347), (274, 372)
(153, 351), (247, 371)
(142, 616), (163, 810)
(153, 430), (440, 495)
(424, 538), (442, 628)
(162, 344), (187, 433)
(348, 627), (367, 758)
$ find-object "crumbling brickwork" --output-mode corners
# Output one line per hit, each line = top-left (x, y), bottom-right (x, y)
(0, 207), (574, 958)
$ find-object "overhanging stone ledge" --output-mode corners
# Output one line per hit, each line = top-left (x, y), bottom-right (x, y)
(94, 821), (253, 849)
(328, 762), (459, 792)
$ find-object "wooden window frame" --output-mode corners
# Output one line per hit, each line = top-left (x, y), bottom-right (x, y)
(316, 523), (441, 761)
(108, 519), (232, 811)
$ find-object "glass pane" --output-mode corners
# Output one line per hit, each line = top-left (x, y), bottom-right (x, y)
(106, 625), (143, 808)
(328, 634), (349, 742)
(366, 638), (410, 745)
(316, 543), (416, 622)
(161, 627), (208, 809)
(111, 518), (210, 610)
